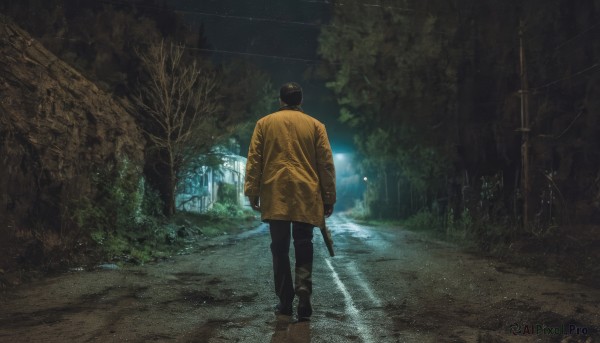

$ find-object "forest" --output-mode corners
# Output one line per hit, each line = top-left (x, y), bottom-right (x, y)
(1, 0), (599, 286)
(318, 0), (599, 283)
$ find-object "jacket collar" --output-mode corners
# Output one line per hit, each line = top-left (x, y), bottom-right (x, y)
(278, 105), (304, 112)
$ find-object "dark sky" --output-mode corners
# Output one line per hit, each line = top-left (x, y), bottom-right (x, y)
(168, 0), (354, 153)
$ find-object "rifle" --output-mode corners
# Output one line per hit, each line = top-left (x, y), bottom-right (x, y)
(320, 220), (335, 257)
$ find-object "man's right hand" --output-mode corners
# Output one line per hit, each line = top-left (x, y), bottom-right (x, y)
(324, 204), (334, 218)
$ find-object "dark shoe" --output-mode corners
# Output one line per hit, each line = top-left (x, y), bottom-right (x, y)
(274, 302), (293, 316)
(297, 290), (312, 320)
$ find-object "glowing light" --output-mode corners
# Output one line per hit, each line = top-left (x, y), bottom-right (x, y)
(334, 153), (345, 161)
(363, 176), (368, 182)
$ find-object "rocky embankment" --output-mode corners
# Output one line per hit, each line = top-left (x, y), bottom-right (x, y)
(0, 14), (144, 274)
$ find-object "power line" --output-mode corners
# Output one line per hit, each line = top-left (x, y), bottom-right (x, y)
(553, 21), (600, 52)
(523, 19), (600, 75)
(171, 10), (322, 28)
(96, 0), (455, 38)
(96, 0), (461, 38)
(42, 1), (600, 85)
(328, 1), (418, 12)
(98, 0), (325, 27)
(532, 61), (600, 92)
(189, 46), (332, 64)
(47, 35), (332, 64)
(532, 20), (600, 62)
(302, 0), (517, 12)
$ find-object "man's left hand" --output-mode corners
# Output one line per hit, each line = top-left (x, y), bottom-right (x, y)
(249, 196), (260, 211)
(324, 203), (334, 218)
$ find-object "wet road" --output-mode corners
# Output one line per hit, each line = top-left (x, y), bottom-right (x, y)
(1, 214), (599, 342)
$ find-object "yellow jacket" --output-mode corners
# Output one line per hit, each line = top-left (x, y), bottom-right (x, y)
(244, 109), (336, 228)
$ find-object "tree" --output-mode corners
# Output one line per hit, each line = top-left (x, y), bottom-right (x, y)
(135, 40), (219, 216)
(320, 0), (600, 231)
(318, 0), (459, 218)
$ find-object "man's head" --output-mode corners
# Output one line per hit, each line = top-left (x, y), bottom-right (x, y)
(280, 82), (303, 106)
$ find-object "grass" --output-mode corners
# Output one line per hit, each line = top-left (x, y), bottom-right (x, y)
(0, 207), (261, 291)
(349, 209), (468, 243)
(94, 205), (260, 265)
(374, 209), (600, 288)
(171, 208), (259, 238)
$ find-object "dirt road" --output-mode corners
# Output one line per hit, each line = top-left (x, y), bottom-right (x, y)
(1, 215), (598, 342)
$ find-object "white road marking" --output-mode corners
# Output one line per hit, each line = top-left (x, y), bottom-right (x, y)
(325, 258), (376, 343)
(346, 261), (382, 308)
(344, 220), (393, 249)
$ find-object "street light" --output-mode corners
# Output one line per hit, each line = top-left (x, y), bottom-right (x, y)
(363, 176), (368, 215)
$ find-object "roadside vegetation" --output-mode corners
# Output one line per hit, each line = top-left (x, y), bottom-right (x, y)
(78, 159), (259, 266)
(0, 0), (268, 286)
(321, 0), (600, 289)
(2, 157), (259, 279)
(349, 206), (599, 288)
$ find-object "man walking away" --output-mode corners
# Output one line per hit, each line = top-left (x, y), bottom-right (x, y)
(244, 82), (336, 321)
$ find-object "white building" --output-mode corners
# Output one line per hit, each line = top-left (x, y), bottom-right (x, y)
(175, 149), (247, 213)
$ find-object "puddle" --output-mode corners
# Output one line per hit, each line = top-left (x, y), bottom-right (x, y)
(394, 270), (419, 281)
(170, 288), (258, 308)
(368, 257), (399, 263)
(0, 306), (78, 328)
(173, 272), (208, 280)
(79, 285), (149, 305)
(207, 277), (222, 285)
(181, 290), (219, 306)
(136, 333), (176, 342)
(345, 249), (371, 255)
(180, 319), (229, 342)
(168, 272), (209, 284)
(322, 310), (347, 321)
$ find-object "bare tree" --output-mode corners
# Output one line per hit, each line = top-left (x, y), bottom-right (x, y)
(135, 40), (219, 216)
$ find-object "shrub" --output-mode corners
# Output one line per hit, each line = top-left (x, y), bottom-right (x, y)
(403, 209), (443, 231)
(217, 183), (238, 205)
(207, 201), (245, 219)
(446, 208), (473, 241)
(70, 157), (144, 233)
(67, 157), (173, 264)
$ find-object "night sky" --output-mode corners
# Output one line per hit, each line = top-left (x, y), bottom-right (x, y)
(168, 0), (354, 153)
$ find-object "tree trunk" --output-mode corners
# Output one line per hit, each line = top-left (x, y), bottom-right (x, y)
(410, 183), (414, 213)
(167, 150), (176, 216)
(384, 170), (389, 204)
(397, 177), (401, 217)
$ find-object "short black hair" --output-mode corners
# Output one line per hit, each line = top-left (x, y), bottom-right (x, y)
(280, 82), (303, 106)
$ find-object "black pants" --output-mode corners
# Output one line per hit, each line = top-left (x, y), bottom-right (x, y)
(269, 220), (314, 309)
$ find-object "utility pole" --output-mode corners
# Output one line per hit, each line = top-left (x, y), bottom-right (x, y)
(518, 20), (531, 229)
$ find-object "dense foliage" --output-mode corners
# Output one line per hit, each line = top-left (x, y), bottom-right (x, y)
(0, 0), (272, 270)
(319, 0), (600, 235)
(0, 0), (272, 215)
